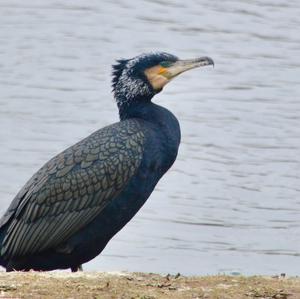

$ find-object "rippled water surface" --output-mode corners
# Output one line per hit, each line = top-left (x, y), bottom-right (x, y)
(0, 0), (299, 275)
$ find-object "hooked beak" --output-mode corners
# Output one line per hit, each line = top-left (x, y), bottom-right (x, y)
(161, 57), (214, 80)
(145, 56), (214, 91)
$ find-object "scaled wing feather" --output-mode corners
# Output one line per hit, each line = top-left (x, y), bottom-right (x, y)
(1, 120), (145, 258)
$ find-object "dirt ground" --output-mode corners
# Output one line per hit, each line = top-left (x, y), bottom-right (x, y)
(0, 271), (299, 299)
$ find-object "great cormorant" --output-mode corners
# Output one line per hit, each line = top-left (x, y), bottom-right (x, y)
(0, 52), (214, 271)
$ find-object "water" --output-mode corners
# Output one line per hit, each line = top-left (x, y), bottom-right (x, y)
(0, 0), (299, 275)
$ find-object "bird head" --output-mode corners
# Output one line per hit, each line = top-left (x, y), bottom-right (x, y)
(112, 52), (214, 108)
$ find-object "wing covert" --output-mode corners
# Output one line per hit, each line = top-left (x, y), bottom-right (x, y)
(1, 119), (145, 258)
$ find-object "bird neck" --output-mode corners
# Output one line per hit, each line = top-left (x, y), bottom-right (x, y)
(117, 96), (181, 171)
(117, 95), (154, 121)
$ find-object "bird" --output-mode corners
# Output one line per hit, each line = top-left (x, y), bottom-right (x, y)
(0, 52), (214, 272)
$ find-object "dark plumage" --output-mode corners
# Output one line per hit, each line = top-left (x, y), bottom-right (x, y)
(0, 52), (213, 271)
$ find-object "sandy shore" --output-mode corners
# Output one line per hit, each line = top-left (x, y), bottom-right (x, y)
(0, 271), (299, 299)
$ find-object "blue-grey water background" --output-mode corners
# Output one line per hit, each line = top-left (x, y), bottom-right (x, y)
(0, 0), (299, 275)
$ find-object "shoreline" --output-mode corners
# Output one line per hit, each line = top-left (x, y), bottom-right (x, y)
(0, 271), (299, 298)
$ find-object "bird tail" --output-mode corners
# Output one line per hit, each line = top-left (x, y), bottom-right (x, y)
(0, 223), (8, 267)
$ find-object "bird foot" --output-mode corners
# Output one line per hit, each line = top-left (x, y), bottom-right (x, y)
(71, 264), (83, 272)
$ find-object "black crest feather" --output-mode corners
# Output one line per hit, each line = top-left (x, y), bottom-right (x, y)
(112, 59), (129, 91)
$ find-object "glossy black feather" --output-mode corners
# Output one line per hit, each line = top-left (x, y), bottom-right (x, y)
(0, 52), (181, 271)
(1, 120), (144, 258)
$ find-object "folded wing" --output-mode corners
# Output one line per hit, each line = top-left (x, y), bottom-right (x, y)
(0, 119), (145, 258)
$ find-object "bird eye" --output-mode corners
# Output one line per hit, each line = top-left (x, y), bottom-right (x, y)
(160, 61), (172, 68)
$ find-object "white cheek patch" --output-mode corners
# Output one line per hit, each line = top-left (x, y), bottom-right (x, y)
(148, 74), (169, 91)
(144, 66), (170, 91)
